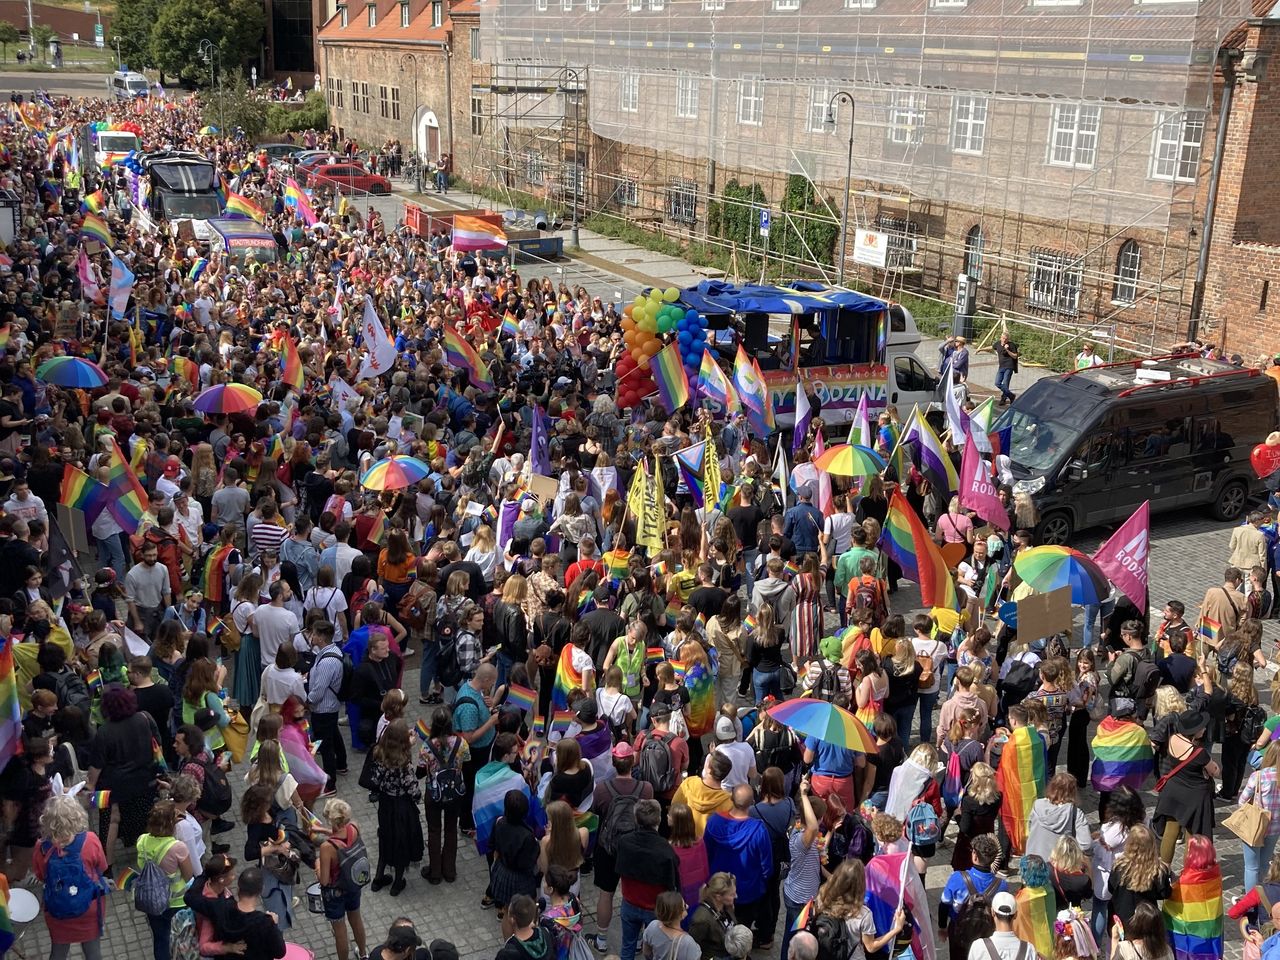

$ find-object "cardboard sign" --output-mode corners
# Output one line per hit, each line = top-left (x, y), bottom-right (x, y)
(528, 473), (559, 505)
(1016, 586), (1073, 642)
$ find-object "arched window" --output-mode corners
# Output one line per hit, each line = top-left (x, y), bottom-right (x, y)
(963, 224), (984, 282)
(1114, 240), (1141, 304)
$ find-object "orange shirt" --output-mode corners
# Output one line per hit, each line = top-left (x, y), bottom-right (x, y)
(377, 549), (417, 585)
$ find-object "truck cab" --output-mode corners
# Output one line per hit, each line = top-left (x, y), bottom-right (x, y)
(128, 152), (221, 240)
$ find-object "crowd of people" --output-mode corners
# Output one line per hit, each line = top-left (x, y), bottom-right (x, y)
(0, 89), (1269, 960)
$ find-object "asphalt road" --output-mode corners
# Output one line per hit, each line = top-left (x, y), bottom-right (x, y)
(0, 69), (115, 99)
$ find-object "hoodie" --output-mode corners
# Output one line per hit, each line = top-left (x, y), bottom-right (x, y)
(495, 927), (554, 960)
(937, 690), (989, 744)
(184, 881), (286, 960)
(671, 776), (733, 837)
(1024, 797), (1094, 863)
(750, 577), (792, 621)
(703, 813), (773, 903)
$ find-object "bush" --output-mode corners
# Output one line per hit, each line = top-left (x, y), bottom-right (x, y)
(267, 91), (327, 136)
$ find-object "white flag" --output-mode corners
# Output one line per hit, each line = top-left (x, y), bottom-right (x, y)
(356, 296), (397, 381)
(329, 375), (360, 409)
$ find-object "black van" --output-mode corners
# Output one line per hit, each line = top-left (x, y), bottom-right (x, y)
(997, 355), (1279, 544)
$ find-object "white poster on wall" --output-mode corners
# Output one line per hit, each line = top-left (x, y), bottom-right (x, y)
(853, 229), (889, 269)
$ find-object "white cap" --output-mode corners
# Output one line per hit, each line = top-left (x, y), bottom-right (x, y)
(714, 715), (737, 741)
(992, 892), (1017, 918)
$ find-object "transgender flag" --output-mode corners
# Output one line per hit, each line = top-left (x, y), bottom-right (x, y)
(451, 215), (507, 252)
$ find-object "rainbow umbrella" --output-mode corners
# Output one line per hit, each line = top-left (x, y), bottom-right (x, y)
(35, 356), (108, 388)
(767, 698), (878, 754)
(360, 455), (432, 491)
(193, 383), (263, 415)
(1013, 544), (1110, 606)
(812, 443), (886, 478)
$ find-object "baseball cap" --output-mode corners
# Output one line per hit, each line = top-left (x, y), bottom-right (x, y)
(715, 715), (737, 741)
(163, 456), (181, 478)
(576, 699), (598, 724)
(992, 892), (1017, 918)
(611, 741), (635, 759)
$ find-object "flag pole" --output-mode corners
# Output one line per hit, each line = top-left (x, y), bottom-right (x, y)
(882, 404), (919, 476)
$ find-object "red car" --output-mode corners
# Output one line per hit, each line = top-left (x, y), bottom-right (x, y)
(307, 163), (392, 196)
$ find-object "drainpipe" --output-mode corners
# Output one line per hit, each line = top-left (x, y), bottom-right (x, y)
(1187, 47), (1242, 341)
(444, 41), (455, 161)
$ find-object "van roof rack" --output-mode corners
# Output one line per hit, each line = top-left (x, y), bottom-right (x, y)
(1063, 352), (1260, 397)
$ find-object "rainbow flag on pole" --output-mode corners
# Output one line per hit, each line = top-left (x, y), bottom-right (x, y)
(451, 215), (507, 252)
(500, 311), (519, 338)
(281, 336), (305, 391)
(996, 724), (1046, 855)
(1089, 716), (1155, 791)
(650, 340), (690, 413)
(879, 489), (960, 610)
(865, 852), (936, 960)
(1163, 864), (1223, 960)
(698, 349), (739, 415)
(505, 684), (537, 714)
(59, 463), (110, 522)
(441, 326), (495, 390)
(80, 212), (111, 248)
(0, 639), (21, 781)
(225, 189), (265, 223)
(104, 439), (147, 534)
(284, 178), (317, 226)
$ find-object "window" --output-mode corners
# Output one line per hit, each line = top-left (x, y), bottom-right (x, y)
(523, 151), (546, 185)
(361, 81), (370, 113)
(963, 225), (984, 282)
(562, 162), (585, 197)
(1026, 247), (1083, 316)
(933, 0), (967, 7)
(470, 96), (484, 135)
(951, 96), (987, 154)
(562, 0), (572, 10)
(273, 0), (316, 71)
(400, 1), (410, 26)
(807, 85), (832, 134)
(676, 73), (698, 119)
(348, 79), (358, 111)
(738, 77), (764, 126)
(339, 3), (348, 25)
(536, 0), (547, 10)
(844, 0), (876, 7)
(1048, 104), (1100, 168)
(666, 179), (697, 225)
(888, 92), (925, 145)
(1029, 0), (1081, 6)
(390, 87), (400, 121)
(470, 28), (481, 60)
(1151, 111), (1204, 183)
(618, 178), (639, 205)
(648, 0), (664, 10)
(587, 0), (599, 9)
(774, 0), (800, 9)
(378, 85), (388, 118)
(627, 0), (641, 10)
(326, 77), (334, 106)
(620, 71), (640, 112)
(1113, 240), (1141, 304)
(335, 78), (343, 109)
(875, 215), (920, 270)
(431, 0), (443, 24)
(702, 0), (725, 8)
(366, 2), (376, 26)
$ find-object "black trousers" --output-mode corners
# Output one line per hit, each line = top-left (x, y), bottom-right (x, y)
(461, 741), (492, 829)
(311, 710), (346, 788)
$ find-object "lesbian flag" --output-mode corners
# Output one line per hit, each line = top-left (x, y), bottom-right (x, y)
(451, 215), (507, 253)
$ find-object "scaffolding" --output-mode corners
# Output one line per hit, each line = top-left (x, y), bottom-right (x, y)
(477, 0), (1250, 349)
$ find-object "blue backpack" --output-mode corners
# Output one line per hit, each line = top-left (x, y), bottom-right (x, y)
(40, 834), (103, 920)
(905, 799), (940, 847)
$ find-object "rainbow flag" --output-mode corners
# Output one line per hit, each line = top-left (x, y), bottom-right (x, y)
(684, 660), (715, 737)
(0, 325), (10, 351)
(1015, 885), (1055, 960)
(80, 211), (111, 248)
(782, 560), (800, 580)
(506, 684), (537, 714)
(368, 511), (387, 547)
(281, 336), (304, 391)
(0, 639), (20, 777)
(905, 413), (958, 502)
(188, 258), (209, 281)
(1196, 614), (1221, 647)
(671, 661), (688, 684)
(415, 718), (430, 742)
(879, 489), (961, 610)
(551, 643), (588, 711)
(114, 867), (137, 891)
(283, 177), (306, 208)
(171, 355), (199, 388)
(603, 549), (630, 583)
(551, 709), (576, 737)
(791, 899), (815, 932)
(732, 343), (772, 436)
(646, 646), (666, 665)
(90, 789), (110, 808)
(152, 736), (168, 771)
(59, 463), (110, 522)
(208, 617), (226, 642)
(743, 614), (757, 636)
(302, 807), (325, 832)
(104, 438), (147, 534)
(81, 189), (105, 213)
(664, 598), (683, 627)
(698, 349), (739, 415)
(500, 311), (519, 338)
(650, 340), (691, 414)
(225, 189), (265, 223)
(451, 215), (507, 253)
(1163, 864), (1223, 960)
(865, 852), (937, 960)
(85, 670), (103, 693)
(0, 884), (12, 954)
(441, 326), (495, 390)
(202, 542), (237, 605)
(1090, 716), (1154, 792)
(996, 725), (1046, 855)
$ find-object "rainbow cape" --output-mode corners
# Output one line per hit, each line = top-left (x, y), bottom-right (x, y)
(1014, 886), (1055, 960)
(603, 549), (630, 583)
(865, 852), (937, 960)
(650, 340), (691, 414)
(472, 760), (545, 855)
(996, 725), (1046, 855)
(1164, 864), (1222, 960)
(171, 355), (199, 389)
(202, 541), (238, 605)
(551, 644), (589, 712)
(59, 462), (110, 523)
(880, 490), (961, 610)
(441, 326), (494, 390)
(1090, 716), (1154, 792)
(684, 660), (716, 737)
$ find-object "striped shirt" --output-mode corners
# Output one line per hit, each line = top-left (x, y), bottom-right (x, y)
(782, 825), (822, 904)
(250, 520), (288, 559)
(1240, 767), (1280, 837)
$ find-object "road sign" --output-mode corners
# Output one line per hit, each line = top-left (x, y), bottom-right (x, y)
(759, 208), (770, 239)
(251, 66), (258, 88)
(93, 23), (103, 48)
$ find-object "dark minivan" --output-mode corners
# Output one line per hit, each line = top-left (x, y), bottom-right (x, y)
(998, 354), (1278, 544)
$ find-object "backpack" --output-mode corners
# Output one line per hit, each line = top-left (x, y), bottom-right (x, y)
(41, 834), (101, 920)
(905, 799), (940, 846)
(194, 755), (233, 816)
(1218, 646), (1240, 678)
(436, 624), (462, 689)
(1130, 656), (1161, 701)
(825, 811), (874, 868)
(950, 873), (1001, 941)
(134, 843), (176, 917)
(424, 738), (466, 805)
(598, 779), (642, 854)
(999, 659), (1038, 703)
(635, 730), (677, 794)
(328, 829), (372, 892)
(1239, 703), (1268, 746)
(170, 906), (201, 960)
(852, 577), (887, 623)
(350, 581), (381, 623)
(318, 648), (357, 702)
(807, 911), (856, 960)
(54, 670), (92, 715)
(811, 662), (841, 703)
(1043, 633), (1070, 661)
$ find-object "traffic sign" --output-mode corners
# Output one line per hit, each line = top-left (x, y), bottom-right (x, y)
(759, 208), (770, 239)
(93, 23), (103, 48)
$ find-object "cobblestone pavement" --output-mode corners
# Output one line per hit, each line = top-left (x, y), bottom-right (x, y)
(12, 503), (1260, 960)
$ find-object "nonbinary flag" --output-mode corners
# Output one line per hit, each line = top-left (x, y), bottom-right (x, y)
(792, 380), (811, 455)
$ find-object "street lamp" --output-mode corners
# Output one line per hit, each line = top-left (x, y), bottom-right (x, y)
(560, 66), (582, 248)
(113, 37), (121, 68)
(824, 90), (856, 285)
(198, 39), (223, 131)
(399, 52), (422, 194)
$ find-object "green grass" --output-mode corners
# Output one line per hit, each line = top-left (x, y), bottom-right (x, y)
(0, 43), (116, 72)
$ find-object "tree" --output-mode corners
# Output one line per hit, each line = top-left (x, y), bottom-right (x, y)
(112, 0), (160, 69)
(31, 24), (56, 62)
(149, 0), (265, 84)
(201, 73), (267, 141)
(0, 21), (19, 63)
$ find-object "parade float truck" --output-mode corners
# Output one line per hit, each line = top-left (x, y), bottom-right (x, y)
(124, 151), (221, 241)
(684, 280), (940, 426)
(77, 122), (143, 190)
(207, 218), (279, 268)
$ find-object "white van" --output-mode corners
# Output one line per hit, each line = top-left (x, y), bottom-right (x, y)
(109, 71), (149, 100)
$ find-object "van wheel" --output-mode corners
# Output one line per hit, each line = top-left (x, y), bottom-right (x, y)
(1212, 479), (1248, 521)
(1037, 512), (1073, 545)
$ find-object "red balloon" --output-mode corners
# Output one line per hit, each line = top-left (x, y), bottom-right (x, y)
(1251, 443), (1280, 478)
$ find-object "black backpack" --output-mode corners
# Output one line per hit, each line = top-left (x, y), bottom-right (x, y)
(194, 755), (233, 816)
(635, 730), (677, 794)
(950, 873), (1000, 942)
(435, 604), (463, 688)
(316, 649), (357, 702)
(999, 659), (1038, 703)
(423, 738), (466, 805)
(54, 670), (92, 715)
(1130, 655), (1161, 701)
(811, 662), (841, 703)
(598, 779), (642, 854)
(808, 911), (856, 960)
(1238, 703), (1268, 746)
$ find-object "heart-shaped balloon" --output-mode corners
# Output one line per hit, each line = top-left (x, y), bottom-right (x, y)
(1250, 443), (1280, 478)
(939, 541), (968, 570)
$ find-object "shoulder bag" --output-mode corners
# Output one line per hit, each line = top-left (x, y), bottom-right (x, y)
(1224, 774), (1272, 847)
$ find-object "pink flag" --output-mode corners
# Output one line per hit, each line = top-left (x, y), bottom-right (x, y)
(1092, 501), (1149, 609)
(959, 439), (1008, 530)
(76, 247), (101, 303)
(812, 427), (834, 518)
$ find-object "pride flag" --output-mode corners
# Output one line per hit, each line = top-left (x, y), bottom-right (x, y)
(104, 438), (147, 534)
(506, 684), (537, 714)
(698, 349), (739, 415)
(114, 867), (138, 891)
(284, 178), (317, 226)
(225, 189), (265, 223)
(603, 549), (630, 583)
(415, 718), (430, 741)
(202, 542), (237, 605)
(865, 852), (937, 960)
(650, 340), (690, 414)
(733, 344), (774, 436)
(472, 761), (544, 855)
(80, 211), (111, 248)
(0, 639), (20, 778)
(996, 725), (1046, 855)
(646, 646), (666, 665)
(281, 336), (305, 391)
(85, 671), (103, 693)
(170, 356), (199, 389)
(905, 413), (958, 501)
(879, 490), (960, 610)
(451, 215), (507, 252)
(81, 189), (105, 213)
(441, 326), (494, 390)
(90, 789), (110, 808)
(551, 644), (589, 711)
(684, 660), (715, 738)
(1163, 864), (1223, 960)
(551, 709), (576, 737)
(1014, 885), (1055, 960)
(1089, 716), (1154, 792)
(500, 311), (519, 338)
(188, 258), (209, 281)
(674, 441), (710, 508)
(59, 463), (110, 523)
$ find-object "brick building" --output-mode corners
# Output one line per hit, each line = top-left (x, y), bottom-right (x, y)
(477, 0), (1280, 355)
(316, 0), (486, 169)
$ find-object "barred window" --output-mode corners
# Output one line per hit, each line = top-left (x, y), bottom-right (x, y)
(1026, 247), (1083, 316)
(524, 151), (546, 185)
(666, 179), (697, 225)
(618, 178), (639, 206)
(875, 215), (920, 270)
